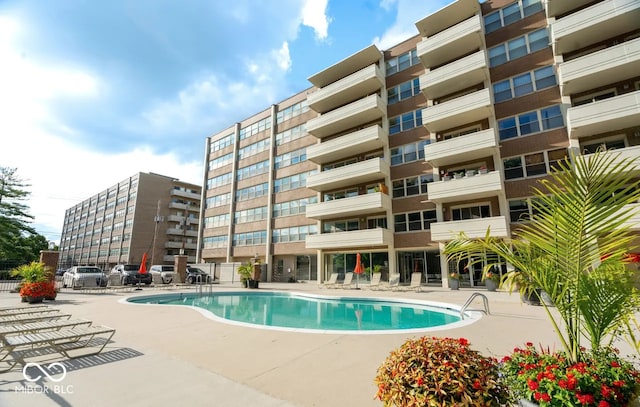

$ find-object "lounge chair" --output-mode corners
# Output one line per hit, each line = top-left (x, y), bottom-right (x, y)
(339, 272), (354, 289)
(0, 311), (72, 325)
(0, 324), (116, 372)
(0, 318), (92, 337)
(0, 305), (50, 313)
(368, 273), (383, 290)
(321, 272), (339, 288)
(0, 307), (61, 316)
(405, 272), (423, 292)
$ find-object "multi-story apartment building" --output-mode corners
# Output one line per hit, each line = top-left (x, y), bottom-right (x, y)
(199, 0), (640, 288)
(59, 172), (201, 271)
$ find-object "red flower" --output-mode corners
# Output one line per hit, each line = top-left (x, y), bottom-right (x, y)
(472, 379), (481, 390)
(558, 379), (568, 389)
(458, 338), (469, 346)
(601, 384), (613, 398)
(576, 393), (595, 405)
(416, 377), (424, 386)
(612, 380), (624, 387)
(526, 342), (534, 347)
(534, 392), (551, 402)
(610, 361), (620, 368)
(598, 402), (610, 407)
(527, 379), (539, 391)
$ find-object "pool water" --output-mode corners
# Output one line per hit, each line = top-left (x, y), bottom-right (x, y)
(127, 292), (476, 334)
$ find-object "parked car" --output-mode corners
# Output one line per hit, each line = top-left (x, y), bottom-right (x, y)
(110, 264), (152, 285)
(149, 265), (174, 284)
(63, 266), (108, 289)
(185, 266), (212, 284)
(55, 268), (67, 277)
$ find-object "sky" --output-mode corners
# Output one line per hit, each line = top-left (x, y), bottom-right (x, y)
(0, 0), (452, 244)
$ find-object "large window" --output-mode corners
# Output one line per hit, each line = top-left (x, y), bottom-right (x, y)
(387, 78), (420, 105)
(238, 138), (270, 159)
(274, 148), (306, 169)
(203, 235), (227, 248)
(210, 134), (233, 152)
(236, 183), (268, 201)
(389, 109), (423, 135)
(392, 175), (433, 198)
(324, 188), (358, 201)
(274, 171), (316, 193)
(239, 117), (271, 140)
(272, 225), (317, 243)
(498, 105), (564, 140)
(394, 210), (437, 232)
(385, 49), (419, 76)
(493, 66), (557, 103)
(234, 206), (268, 224)
(323, 219), (359, 233)
(452, 205), (491, 221)
(233, 231), (267, 246)
(207, 173), (232, 189)
(273, 196), (317, 217)
(204, 214), (230, 228)
(503, 148), (568, 180)
(206, 193), (231, 208)
(275, 124), (306, 145)
(209, 153), (233, 170)
(276, 100), (309, 123)
(391, 140), (429, 166)
(488, 28), (548, 67)
(237, 160), (269, 181)
(484, 0), (543, 34)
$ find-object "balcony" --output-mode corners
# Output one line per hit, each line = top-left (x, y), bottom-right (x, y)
(582, 145), (640, 174)
(416, 14), (484, 69)
(306, 94), (386, 139)
(308, 44), (382, 88)
(420, 50), (488, 100)
(305, 228), (393, 250)
(415, 0), (479, 38)
(170, 189), (200, 200)
(307, 125), (387, 165)
(165, 241), (197, 250)
(567, 90), (640, 139)
(306, 192), (391, 220)
(424, 128), (498, 168)
(552, 0), (640, 55)
(306, 157), (390, 192)
(166, 228), (198, 237)
(427, 171), (503, 203)
(558, 38), (640, 96)
(307, 64), (384, 114)
(430, 216), (508, 242)
(546, 0), (594, 18)
(422, 88), (493, 134)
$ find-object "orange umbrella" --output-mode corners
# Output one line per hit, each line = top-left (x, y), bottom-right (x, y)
(139, 252), (148, 274)
(354, 253), (363, 289)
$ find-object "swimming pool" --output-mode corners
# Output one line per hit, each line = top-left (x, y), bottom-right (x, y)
(126, 292), (481, 334)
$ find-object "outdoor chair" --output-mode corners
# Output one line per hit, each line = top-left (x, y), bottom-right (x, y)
(368, 273), (382, 290)
(338, 272), (354, 289)
(0, 311), (72, 325)
(0, 318), (93, 337)
(404, 272), (423, 292)
(321, 272), (339, 288)
(0, 324), (116, 372)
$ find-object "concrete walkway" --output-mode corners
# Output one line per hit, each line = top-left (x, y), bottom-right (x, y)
(0, 283), (633, 406)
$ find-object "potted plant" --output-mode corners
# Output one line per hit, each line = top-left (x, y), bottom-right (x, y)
(374, 336), (509, 406)
(483, 270), (500, 291)
(500, 343), (640, 406)
(237, 263), (252, 288)
(11, 261), (57, 303)
(448, 271), (460, 290)
(442, 172), (450, 181)
(478, 165), (488, 174)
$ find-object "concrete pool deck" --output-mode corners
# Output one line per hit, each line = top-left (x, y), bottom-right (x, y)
(0, 282), (634, 406)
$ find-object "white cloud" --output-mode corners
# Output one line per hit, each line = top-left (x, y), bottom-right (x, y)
(273, 42), (292, 71)
(301, 0), (331, 40)
(373, 0), (449, 49)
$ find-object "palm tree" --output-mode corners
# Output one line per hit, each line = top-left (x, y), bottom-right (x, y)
(444, 151), (640, 362)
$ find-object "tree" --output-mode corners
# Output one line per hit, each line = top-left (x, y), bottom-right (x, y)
(444, 151), (640, 363)
(0, 167), (35, 257)
(5, 233), (49, 262)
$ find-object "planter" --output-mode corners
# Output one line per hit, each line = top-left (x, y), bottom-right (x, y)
(449, 279), (459, 290)
(485, 279), (498, 292)
(22, 296), (44, 304)
(248, 279), (259, 289)
(521, 289), (541, 306)
(540, 290), (554, 306)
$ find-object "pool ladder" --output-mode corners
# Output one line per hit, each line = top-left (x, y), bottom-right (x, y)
(460, 293), (490, 320)
(196, 275), (213, 296)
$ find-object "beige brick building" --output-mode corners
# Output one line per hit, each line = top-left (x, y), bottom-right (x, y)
(59, 172), (201, 271)
(198, 0), (640, 288)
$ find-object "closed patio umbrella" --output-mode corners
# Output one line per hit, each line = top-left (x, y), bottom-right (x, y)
(353, 253), (364, 289)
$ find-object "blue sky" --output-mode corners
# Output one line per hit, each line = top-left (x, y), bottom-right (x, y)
(0, 0), (451, 243)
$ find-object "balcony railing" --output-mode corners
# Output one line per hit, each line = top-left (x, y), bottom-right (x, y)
(422, 88), (493, 133)
(427, 170), (502, 203)
(424, 128), (497, 168)
(416, 14), (484, 69)
(567, 90), (640, 139)
(306, 125), (387, 165)
(430, 216), (508, 242)
(306, 192), (391, 220)
(552, 0), (640, 55)
(306, 157), (390, 192)
(306, 94), (386, 139)
(420, 50), (488, 100)
(305, 228), (393, 250)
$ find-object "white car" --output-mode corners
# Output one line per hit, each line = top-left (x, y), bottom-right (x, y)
(149, 265), (174, 284)
(63, 266), (108, 289)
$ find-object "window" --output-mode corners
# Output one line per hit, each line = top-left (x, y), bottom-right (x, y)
(323, 219), (359, 233)
(452, 205), (491, 221)
(276, 101), (308, 123)
(276, 124), (306, 145)
(509, 199), (532, 223)
(385, 49), (418, 76)
(488, 28), (549, 67)
(390, 140), (429, 166)
(504, 157), (524, 180)
(236, 183), (268, 201)
(210, 134), (234, 152)
(237, 160), (269, 180)
(513, 73), (533, 97)
(205, 214), (230, 228)
(206, 193), (231, 208)
(582, 139), (626, 154)
(525, 152), (546, 177)
(389, 109), (423, 135)
(239, 117), (271, 140)
(503, 148), (567, 180)
(498, 105), (564, 140)
(209, 153), (233, 170)
(273, 196), (317, 217)
(274, 148), (306, 169)
(394, 210), (437, 232)
(273, 225), (317, 243)
(392, 175), (432, 198)
(484, 0), (542, 34)
(238, 138), (270, 159)
(367, 217), (387, 229)
(274, 171), (316, 193)
(234, 206), (268, 224)
(534, 66), (556, 90)
(233, 231), (267, 246)
(388, 78), (421, 105)
(207, 173), (232, 189)
(324, 188), (358, 201)
(203, 235), (228, 248)
(493, 80), (512, 103)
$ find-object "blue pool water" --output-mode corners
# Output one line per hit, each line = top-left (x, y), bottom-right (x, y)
(127, 292), (477, 334)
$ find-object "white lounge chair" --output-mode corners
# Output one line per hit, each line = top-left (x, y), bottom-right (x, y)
(0, 324), (116, 372)
(0, 318), (92, 336)
(0, 311), (72, 325)
(368, 273), (382, 290)
(407, 272), (423, 292)
(339, 272), (354, 289)
(321, 272), (339, 288)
